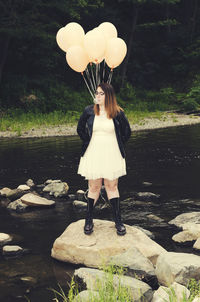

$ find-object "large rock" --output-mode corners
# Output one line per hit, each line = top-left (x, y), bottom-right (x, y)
(152, 282), (190, 302)
(75, 267), (153, 302)
(109, 247), (156, 281)
(171, 221), (200, 249)
(43, 180), (69, 197)
(0, 187), (12, 197)
(17, 184), (30, 191)
(194, 237), (200, 250)
(21, 193), (55, 207)
(51, 219), (166, 267)
(1, 188), (24, 201)
(169, 212), (200, 227)
(155, 252), (200, 286)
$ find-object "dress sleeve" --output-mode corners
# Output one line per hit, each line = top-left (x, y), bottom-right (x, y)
(119, 111), (131, 143)
(77, 108), (90, 141)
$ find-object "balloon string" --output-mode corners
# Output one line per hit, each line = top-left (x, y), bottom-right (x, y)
(90, 64), (96, 91)
(107, 69), (113, 84)
(82, 72), (95, 100)
(98, 63), (101, 85)
(95, 63), (98, 88)
(85, 67), (95, 93)
(102, 60), (106, 82)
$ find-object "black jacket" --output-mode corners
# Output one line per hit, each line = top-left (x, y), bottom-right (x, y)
(77, 105), (131, 158)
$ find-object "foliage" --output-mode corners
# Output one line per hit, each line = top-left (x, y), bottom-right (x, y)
(50, 264), (133, 302)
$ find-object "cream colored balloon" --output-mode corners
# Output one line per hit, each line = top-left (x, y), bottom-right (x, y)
(105, 37), (127, 69)
(56, 27), (69, 52)
(98, 22), (117, 42)
(66, 46), (89, 72)
(84, 28), (106, 63)
(56, 22), (85, 52)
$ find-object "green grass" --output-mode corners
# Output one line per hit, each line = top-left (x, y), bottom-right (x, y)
(0, 107), (174, 135)
(50, 265), (133, 302)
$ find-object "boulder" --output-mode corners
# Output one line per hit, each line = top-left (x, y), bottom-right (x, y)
(109, 247), (156, 282)
(169, 212), (200, 227)
(17, 184), (30, 191)
(193, 297), (200, 302)
(51, 219), (166, 267)
(74, 267), (153, 302)
(43, 181), (69, 197)
(0, 233), (12, 246)
(171, 221), (200, 246)
(155, 252), (200, 286)
(152, 282), (190, 302)
(21, 193), (55, 207)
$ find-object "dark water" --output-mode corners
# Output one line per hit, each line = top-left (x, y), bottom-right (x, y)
(1, 124), (200, 302)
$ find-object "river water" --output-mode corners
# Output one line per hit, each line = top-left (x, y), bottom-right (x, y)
(0, 124), (200, 302)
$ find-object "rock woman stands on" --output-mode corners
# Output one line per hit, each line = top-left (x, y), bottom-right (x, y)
(77, 82), (131, 236)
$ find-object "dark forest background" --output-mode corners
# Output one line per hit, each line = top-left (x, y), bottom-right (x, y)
(0, 0), (200, 114)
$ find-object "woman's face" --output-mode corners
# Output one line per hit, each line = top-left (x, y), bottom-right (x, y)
(95, 87), (105, 107)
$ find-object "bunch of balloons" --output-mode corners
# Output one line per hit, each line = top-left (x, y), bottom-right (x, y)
(56, 22), (127, 98)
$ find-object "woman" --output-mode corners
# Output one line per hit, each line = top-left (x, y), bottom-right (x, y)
(77, 83), (131, 236)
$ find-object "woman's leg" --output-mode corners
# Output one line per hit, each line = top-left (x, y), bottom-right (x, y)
(104, 178), (126, 236)
(84, 178), (102, 235)
(104, 178), (119, 200)
(88, 178), (103, 205)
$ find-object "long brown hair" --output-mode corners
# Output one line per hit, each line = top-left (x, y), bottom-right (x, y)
(94, 83), (123, 118)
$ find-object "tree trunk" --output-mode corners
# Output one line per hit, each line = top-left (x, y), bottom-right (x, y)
(0, 35), (10, 84)
(121, 5), (138, 87)
(190, 0), (198, 42)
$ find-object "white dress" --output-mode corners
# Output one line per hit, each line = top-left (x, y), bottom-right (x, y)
(77, 114), (126, 180)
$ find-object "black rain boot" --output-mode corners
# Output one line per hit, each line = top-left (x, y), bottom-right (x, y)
(110, 197), (126, 236)
(84, 197), (94, 235)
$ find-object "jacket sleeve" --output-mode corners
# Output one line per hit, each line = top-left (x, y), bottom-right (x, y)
(77, 108), (90, 142)
(119, 111), (131, 144)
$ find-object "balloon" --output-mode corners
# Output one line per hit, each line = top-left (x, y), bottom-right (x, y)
(56, 22), (85, 52)
(56, 27), (69, 52)
(84, 28), (106, 63)
(98, 22), (117, 42)
(66, 45), (89, 72)
(105, 38), (127, 69)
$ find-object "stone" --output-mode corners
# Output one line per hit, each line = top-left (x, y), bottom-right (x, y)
(155, 252), (200, 286)
(109, 247), (156, 281)
(21, 193), (55, 207)
(152, 282), (190, 302)
(73, 290), (100, 302)
(169, 212), (200, 227)
(134, 192), (160, 202)
(17, 185), (30, 191)
(7, 199), (29, 212)
(6, 189), (24, 201)
(193, 237), (200, 250)
(26, 179), (35, 187)
(2, 245), (23, 256)
(193, 297), (200, 302)
(73, 200), (87, 209)
(76, 190), (86, 201)
(74, 267), (153, 302)
(172, 230), (198, 243)
(147, 214), (165, 222)
(142, 182), (153, 187)
(0, 187), (12, 197)
(45, 179), (61, 184)
(51, 219), (166, 267)
(43, 182), (69, 197)
(0, 233), (12, 246)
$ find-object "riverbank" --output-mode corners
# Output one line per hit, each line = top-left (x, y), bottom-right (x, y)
(1, 112), (200, 138)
